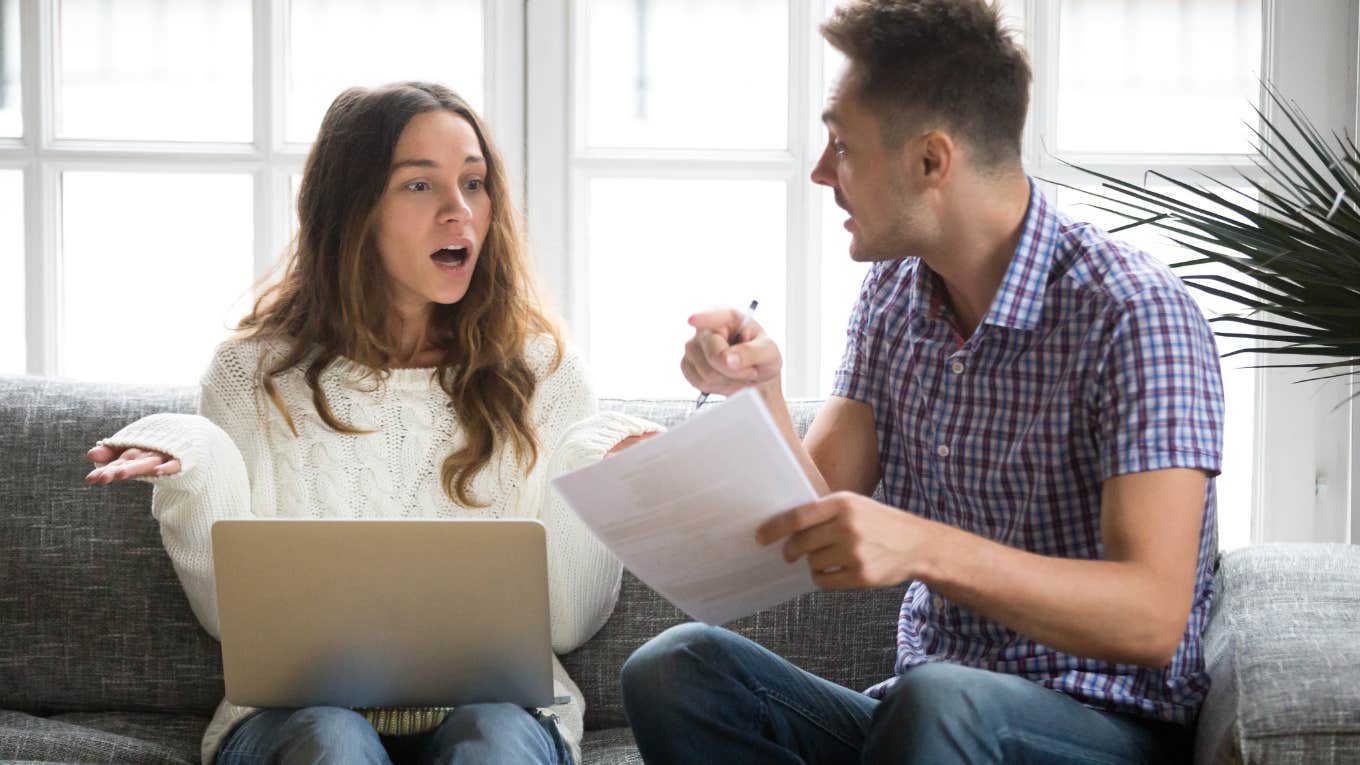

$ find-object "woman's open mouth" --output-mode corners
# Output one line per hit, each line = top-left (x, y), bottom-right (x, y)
(431, 246), (470, 271)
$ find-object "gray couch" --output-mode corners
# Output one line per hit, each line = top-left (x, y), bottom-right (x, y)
(2, 375), (1358, 764)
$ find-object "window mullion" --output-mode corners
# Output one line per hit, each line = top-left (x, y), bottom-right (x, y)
(526, 0), (572, 330)
(21, 0), (55, 375)
(784, 0), (819, 399)
(1023, 0), (1060, 176)
(252, 0), (278, 282)
(484, 0), (526, 207)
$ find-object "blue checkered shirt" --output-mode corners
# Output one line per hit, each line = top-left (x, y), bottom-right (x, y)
(834, 182), (1224, 725)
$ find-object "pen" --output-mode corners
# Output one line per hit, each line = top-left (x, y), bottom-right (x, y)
(694, 300), (759, 410)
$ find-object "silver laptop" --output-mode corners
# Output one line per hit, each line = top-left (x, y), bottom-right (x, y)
(211, 519), (556, 710)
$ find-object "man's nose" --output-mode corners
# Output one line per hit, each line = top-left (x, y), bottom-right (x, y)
(810, 148), (836, 188)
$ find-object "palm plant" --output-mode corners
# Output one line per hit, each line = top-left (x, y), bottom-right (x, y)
(1056, 85), (1360, 397)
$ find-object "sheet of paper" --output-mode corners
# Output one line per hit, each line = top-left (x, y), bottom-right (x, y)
(551, 389), (818, 625)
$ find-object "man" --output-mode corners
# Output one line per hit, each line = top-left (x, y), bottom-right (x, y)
(619, 1), (1224, 763)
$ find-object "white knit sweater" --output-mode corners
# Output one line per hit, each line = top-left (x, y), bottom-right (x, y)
(99, 334), (655, 765)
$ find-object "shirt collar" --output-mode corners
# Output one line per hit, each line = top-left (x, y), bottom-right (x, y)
(907, 178), (1059, 334)
(982, 178), (1058, 331)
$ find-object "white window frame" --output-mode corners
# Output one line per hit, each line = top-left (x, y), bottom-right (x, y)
(2, 0), (525, 377)
(1024, 1), (1360, 547)
(528, 0), (833, 396)
(4, 0), (1355, 544)
(526, 0), (1359, 546)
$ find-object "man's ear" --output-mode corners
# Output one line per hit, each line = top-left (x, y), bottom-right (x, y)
(918, 130), (955, 188)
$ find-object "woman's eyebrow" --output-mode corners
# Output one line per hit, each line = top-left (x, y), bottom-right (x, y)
(391, 155), (485, 172)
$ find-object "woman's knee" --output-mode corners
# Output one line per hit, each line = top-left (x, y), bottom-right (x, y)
(437, 702), (540, 741)
(426, 703), (558, 763)
(274, 707), (386, 762)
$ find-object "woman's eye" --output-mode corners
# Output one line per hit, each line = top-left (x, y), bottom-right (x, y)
(833, 141), (848, 157)
(404, 181), (431, 192)
(464, 178), (484, 192)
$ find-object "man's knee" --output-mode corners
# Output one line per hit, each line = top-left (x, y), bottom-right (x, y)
(866, 663), (1024, 764)
(880, 663), (1011, 726)
(621, 622), (731, 698)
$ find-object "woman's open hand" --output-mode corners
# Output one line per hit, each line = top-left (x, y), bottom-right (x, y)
(605, 432), (659, 458)
(85, 444), (180, 484)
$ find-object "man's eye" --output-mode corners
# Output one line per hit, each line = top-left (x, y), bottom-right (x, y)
(405, 181), (431, 192)
(833, 141), (848, 157)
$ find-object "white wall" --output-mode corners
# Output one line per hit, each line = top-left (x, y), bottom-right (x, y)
(1255, 0), (1359, 544)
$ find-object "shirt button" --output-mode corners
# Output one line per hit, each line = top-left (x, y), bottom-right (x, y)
(950, 360), (966, 375)
(936, 444), (950, 458)
(931, 595), (944, 609)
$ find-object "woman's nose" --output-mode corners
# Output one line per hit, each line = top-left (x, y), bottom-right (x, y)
(440, 190), (472, 222)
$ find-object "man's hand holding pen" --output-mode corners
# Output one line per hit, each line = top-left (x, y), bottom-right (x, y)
(681, 304), (783, 402)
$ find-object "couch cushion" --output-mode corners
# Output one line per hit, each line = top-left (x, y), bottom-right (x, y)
(1195, 543), (1360, 764)
(0, 709), (205, 764)
(581, 727), (641, 764)
(0, 376), (222, 716)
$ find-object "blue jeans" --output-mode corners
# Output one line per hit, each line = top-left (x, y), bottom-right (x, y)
(215, 703), (570, 765)
(621, 623), (1191, 765)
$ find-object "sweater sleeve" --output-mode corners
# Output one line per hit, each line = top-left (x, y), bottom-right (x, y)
(527, 341), (660, 653)
(97, 340), (267, 638)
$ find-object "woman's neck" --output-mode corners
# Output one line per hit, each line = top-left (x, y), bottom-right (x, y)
(391, 307), (440, 369)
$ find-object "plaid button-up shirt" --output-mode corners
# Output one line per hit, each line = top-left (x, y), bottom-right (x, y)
(835, 182), (1223, 725)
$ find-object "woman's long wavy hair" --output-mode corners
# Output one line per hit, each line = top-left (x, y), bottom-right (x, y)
(236, 81), (563, 507)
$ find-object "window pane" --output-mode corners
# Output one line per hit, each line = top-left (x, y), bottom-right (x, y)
(587, 178), (786, 398)
(1054, 184), (1257, 550)
(586, 0), (787, 150)
(0, 170), (22, 372)
(818, 187), (868, 397)
(997, 0), (1025, 46)
(57, 0), (252, 142)
(289, 173), (302, 238)
(1057, 0), (1260, 154)
(61, 172), (254, 383)
(286, 0), (483, 145)
(0, 0), (20, 137)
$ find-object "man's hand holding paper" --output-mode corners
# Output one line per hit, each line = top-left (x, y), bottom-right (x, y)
(757, 490), (933, 590)
(550, 389), (818, 625)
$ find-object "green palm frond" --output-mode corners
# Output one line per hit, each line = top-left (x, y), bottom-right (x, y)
(1049, 83), (1360, 393)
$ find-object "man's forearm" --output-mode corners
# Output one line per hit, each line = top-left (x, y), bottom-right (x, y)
(918, 521), (1191, 668)
(757, 381), (832, 497)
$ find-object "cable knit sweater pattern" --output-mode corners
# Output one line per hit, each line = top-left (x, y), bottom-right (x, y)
(98, 335), (656, 765)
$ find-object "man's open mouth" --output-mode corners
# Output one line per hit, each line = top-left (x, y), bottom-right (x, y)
(431, 246), (469, 267)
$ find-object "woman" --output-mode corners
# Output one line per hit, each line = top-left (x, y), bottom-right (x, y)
(84, 82), (654, 765)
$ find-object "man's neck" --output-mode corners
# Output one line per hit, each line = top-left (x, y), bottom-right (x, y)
(922, 172), (1031, 339)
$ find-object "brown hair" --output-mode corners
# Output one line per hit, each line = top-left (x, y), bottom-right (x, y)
(822, 0), (1030, 168)
(237, 81), (563, 507)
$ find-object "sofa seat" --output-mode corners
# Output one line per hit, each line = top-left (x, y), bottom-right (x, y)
(0, 710), (206, 764)
(1195, 543), (1360, 763)
(5, 375), (1360, 764)
(580, 728), (641, 764)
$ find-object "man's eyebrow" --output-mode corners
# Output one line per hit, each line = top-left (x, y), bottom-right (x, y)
(390, 155), (486, 172)
(820, 109), (839, 125)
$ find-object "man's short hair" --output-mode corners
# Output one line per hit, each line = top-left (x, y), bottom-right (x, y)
(822, 0), (1031, 169)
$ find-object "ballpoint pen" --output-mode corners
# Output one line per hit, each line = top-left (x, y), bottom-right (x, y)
(694, 299), (759, 410)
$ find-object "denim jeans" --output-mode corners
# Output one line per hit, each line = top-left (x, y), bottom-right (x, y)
(215, 703), (570, 765)
(621, 623), (1191, 765)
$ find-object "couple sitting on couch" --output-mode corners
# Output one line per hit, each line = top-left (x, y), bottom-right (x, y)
(82, 2), (1224, 764)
